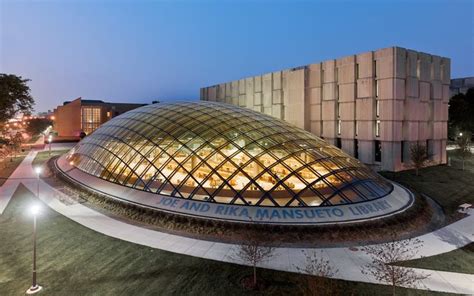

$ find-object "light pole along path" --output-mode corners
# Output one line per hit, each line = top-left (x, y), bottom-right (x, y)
(1, 149), (473, 294)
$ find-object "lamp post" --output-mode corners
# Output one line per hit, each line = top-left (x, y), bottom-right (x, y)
(48, 135), (52, 156)
(26, 205), (42, 294)
(34, 167), (42, 198)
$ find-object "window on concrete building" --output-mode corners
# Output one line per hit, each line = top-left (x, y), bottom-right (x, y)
(355, 120), (358, 136)
(337, 102), (341, 118)
(337, 120), (342, 135)
(374, 60), (377, 77)
(375, 80), (379, 98)
(401, 141), (405, 163)
(354, 139), (359, 159)
(375, 120), (381, 137)
(375, 140), (382, 162)
(336, 85), (340, 100)
(336, 137), (342, 149)
(426, 140), (433, 160)
(356, 63), (359, 79)
(376, 100), (380, 117)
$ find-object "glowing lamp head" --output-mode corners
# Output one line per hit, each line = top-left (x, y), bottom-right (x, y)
(34, 167), (42, 175)
(31, 205), (41, 215)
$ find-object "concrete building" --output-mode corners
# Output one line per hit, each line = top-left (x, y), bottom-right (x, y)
(53, 97), (146, 139)
(450, 77), (474, 96)
(200, 46), (450, 171)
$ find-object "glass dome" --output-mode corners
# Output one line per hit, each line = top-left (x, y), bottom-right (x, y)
(67, 101), (393, 207)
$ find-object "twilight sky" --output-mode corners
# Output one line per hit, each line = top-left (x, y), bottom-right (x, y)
(1, 0), (473, 113)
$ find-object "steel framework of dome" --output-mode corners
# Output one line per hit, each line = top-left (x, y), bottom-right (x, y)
(66, 101), (393, 207)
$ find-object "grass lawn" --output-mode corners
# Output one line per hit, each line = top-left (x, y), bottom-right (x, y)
(397, 243), (474, 274)
(0, 185), (454, 296)
(32, 149), (70, 167)
(0, 153), (28, 186)
(380, 164), (474, 217)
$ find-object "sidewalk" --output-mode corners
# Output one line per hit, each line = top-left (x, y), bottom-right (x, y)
(2, 149), (473, 294)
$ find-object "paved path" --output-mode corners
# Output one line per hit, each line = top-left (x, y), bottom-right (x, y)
(1, 149), (473, 294)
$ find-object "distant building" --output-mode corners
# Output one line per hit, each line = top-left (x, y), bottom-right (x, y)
(201, 46), (450, 172)
(450, 77), (474, 96)
(53, 97), (146, 138)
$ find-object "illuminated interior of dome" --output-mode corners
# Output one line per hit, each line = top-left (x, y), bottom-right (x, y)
(67, 101), (393, 207)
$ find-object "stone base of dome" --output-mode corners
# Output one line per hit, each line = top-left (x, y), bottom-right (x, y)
(55, 155), (415, 226)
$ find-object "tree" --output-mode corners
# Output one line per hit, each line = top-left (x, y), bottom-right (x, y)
(26, 118), (52, 136)
(361, 233), (429, 296)
(449, 88), (474, 138)
(0, 74), (35, 123)
(410, 143), (430, 176)
(10, 132), (23, 158)
(295, 250), (339, 296)
(230, 229), (275, 289)
(456, 133), (472, 171)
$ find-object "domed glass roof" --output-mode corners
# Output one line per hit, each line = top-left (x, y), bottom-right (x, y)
(67, 101), (393, 207)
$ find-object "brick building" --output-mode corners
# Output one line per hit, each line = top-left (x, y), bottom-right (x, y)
(53, 97), (146, 139)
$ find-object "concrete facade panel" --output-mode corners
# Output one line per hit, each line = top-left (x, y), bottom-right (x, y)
(307, 64), (322, 88)
(406, 77), (419, 98)
(238, 94), (246, 107)
(321, 100), (336, 121)
(356, 99), (374, 120)
(339, 83), (356, 102)
(357, 78), (374, 98)
(374, 47), (394, 79)
(273, 71), (282, 90)
(323, 82), (336, 100)
(273, 90), (283, 104)
(431, 81), (442, 100)
(356, 52), (374, 79)
(394, 47), (407, 79)
(308, 87), (322, 105)
(420, 82), (430, 101)
(254, 76), (262, 92)
(322, 60), (336, 83)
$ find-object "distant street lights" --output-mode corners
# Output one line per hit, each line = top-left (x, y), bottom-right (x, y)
(34, 167), (42, 198)
(26, 205), (43, 294)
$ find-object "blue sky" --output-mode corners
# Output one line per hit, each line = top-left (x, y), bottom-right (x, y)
(1, 0), (473, 113)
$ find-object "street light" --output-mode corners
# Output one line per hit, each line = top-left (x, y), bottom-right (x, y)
(34, 167), (42, 198)
(48, 135), (52, 156)
(26, 205), (43, 294)
(459, 132), (463, 137)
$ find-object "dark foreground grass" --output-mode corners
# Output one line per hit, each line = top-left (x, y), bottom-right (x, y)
(0, 185), (453, 296)
(381, 165), (474, 217)
(397, 243), (474, 274)
(0, 153), (27, 186)
(32, 150), (70, 167)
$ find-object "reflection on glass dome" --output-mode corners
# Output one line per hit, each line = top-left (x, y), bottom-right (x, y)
(67, 101), (393, 207)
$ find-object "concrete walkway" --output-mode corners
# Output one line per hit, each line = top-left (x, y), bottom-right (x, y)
(1, 149), (473, 294)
